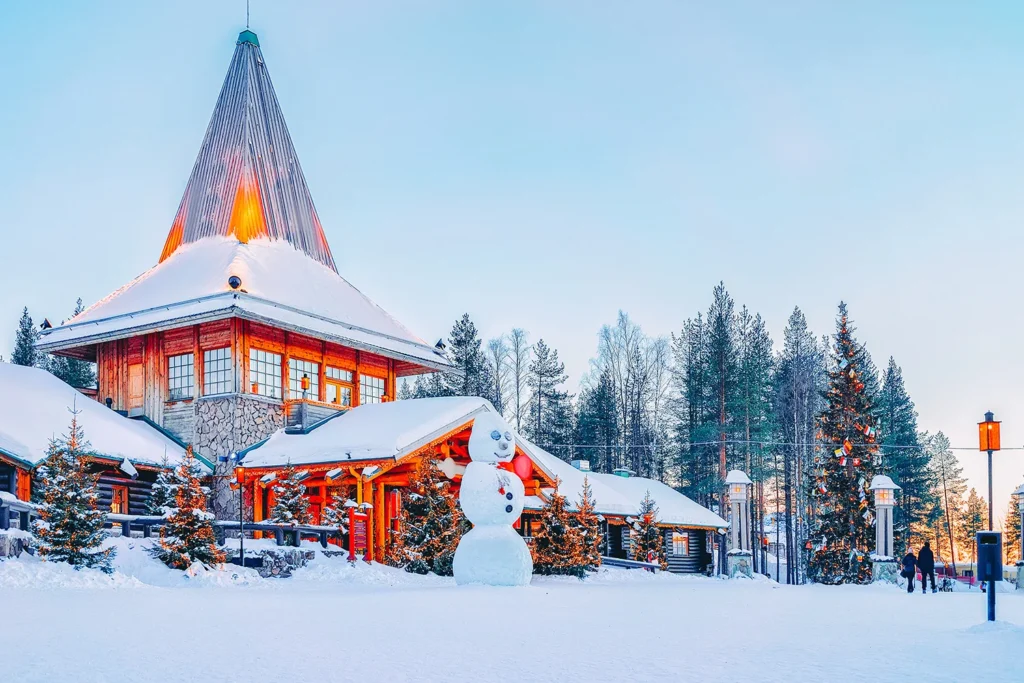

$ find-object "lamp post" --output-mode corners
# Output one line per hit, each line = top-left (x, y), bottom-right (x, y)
(868, 475), (901, 584)
(724, 470), (753, 578)
(232, 457), (246, 566)
(978, 411), (1001, 529)
(1015, 482), (1024, 591)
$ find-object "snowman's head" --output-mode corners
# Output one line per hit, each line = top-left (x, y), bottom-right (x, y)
(468, 412), (516, 463)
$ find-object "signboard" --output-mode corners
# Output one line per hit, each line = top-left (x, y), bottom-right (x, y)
(348, 509), (369, 561)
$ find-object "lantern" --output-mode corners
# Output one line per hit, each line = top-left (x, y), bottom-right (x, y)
(869, 475), (900, 507)
(512, 454), (533, 481)
(234, 464), (246, 485)
(725, 470), (752, 502)
(978, 411), (1001, 452)
(301, 374), (310, 393)
(251, 381), (259, 394)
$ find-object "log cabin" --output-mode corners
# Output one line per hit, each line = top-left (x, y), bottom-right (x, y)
(35, 29), (451, 516)
(237, 396), (727, 574)
(0, 364), (194, 508)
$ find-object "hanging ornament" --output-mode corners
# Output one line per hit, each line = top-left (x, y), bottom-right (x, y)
(863, 424), (875, 438)
(818, 483), (827, 494)
(842, 439), (853, 455)
(853, 457), (862, 467)
(839, 456), (847, 466)
(838, 358), (849, 370)
(848, 369), (857, 379)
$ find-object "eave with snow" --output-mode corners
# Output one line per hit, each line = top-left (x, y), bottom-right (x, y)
(236, 396), (726, 573)
(33, 30), (451, 494)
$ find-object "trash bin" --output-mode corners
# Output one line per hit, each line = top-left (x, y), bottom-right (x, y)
(976, 531), (1003, 582)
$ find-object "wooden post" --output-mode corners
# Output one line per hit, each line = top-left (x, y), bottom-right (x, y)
(375, 481), (386, 553)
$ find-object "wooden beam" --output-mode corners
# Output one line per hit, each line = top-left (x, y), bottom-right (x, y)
(374, 481), (386, 553)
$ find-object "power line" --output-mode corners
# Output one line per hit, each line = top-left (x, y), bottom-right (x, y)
(533, 439), (1023, 452)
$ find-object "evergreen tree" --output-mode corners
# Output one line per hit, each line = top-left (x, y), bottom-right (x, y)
(532, 478), (586, 577)
(401, 456), (464, 575)
(574, 476), (603, 571)
(573, 369), (619, 473)
(1002, 497), (1021, 565)
(808, 303), (879, 585)
(153, 446), (225, 569)
(926, 432), (966, 571)
(524, 339), (572, 459)
(11, 307), (39, 367)
(146, 456), (180, 515)
(632, 491), (666, 569)
(270, 462), (312, 525)
(44, 299), (97, 388)
(321, 486), (354, 529)
(443, 314), (493, 398)
(35, 410), (115, 573)
(960, 488), (987, 564)
(382, 504), (409, 568)
(877, 357), (934, 554)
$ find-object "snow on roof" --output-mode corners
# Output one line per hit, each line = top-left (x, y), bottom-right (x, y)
(592, 472), (728, 529)
(725, 469), (752, 485)
(240, 396), (492, 468)
(37, 237), (451, 371)
(0, 364), (188, 469)
(869, 474), (901, 491)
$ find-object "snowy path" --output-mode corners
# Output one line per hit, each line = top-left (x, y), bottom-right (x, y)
(2, 550), (1023, 683)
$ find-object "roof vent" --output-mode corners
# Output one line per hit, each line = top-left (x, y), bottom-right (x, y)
(571, 459), (590, 472)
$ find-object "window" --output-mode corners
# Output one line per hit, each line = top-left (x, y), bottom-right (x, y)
(167, 353), (194, 400)
(203, 347), (233, 396)
(325, 366), (353, 407)
(672, 532), (689, 556)
(360, 374), (386, 405)
(110, 484), (129, 515)
(288, 358), (319, 399)
(249, 348), (282, 399)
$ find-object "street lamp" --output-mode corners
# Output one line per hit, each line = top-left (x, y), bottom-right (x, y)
(978, 411), (1001, 529)
(301, 374), (310, 399)
(230, 456), (246, 566)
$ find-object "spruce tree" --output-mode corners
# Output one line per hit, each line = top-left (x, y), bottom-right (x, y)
(270, 462), (312, 525)
(153, 446), (225, 569)
(960, 488), (987, 563)
(443, 313), (493, 398)
(525, 339), (571, 458)
(45, 299), (97, 388)
(321, 486), (354, 529)
(146, 456), (179, 515)
(877, 357), (934, 554)
(574, 370), (619, 473)
(11, 307), (39, 367)
(402, 456), (464, 575)
(1003, 497), (1021, 565)
(632, 491), (666, 569)
(35, 411), (115, 573)
(532, 478), (586, 577)
(574, 476), (603, 571)
(808, 303), (879, 585)
(927, 432), (966, 571)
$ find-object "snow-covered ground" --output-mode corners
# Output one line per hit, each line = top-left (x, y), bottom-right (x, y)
(2, 538), (1022, 683)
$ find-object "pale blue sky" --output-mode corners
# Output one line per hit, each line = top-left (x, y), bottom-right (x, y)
(2, 2), (1022, 515)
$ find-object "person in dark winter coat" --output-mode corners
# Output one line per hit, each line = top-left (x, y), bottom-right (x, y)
(917, 541), (936, 593)
(902, 551), (917, 593)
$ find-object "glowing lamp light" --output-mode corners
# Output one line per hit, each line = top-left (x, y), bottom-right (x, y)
(251, 382), (259, 394)
(869, 475), (900, 508)
(234, 465), (246, 486)
(301, 374), (310, 392)
(978, 411), (1001, 452)
(725, 470), (752, 502)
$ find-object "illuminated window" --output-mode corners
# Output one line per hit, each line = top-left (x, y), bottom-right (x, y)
(249, 348), (282, 399)
(672, 532), (689, 556)
(167, 353), (194, 400)
(110, 484), (129, 515)
(203, 347), (233, 396)
(360, 374), (386, 405)
(288, 358), (319, 399)
(325, 366), (353, 406)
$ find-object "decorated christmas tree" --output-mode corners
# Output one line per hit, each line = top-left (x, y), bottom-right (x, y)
(382, 504), (409, 568)
(808, 303), (879, 585)
(153, 446), (225, 570)
(321, 486), (353, 530)
(573, 476), (603, 572)
(402, 455), (464, 575)
(532, 478), (586, 577)
(270, 462), (312, 525)
(146, 455), (178, 515)
(631, 491), (665, 569)
(35, 410), (115, 573)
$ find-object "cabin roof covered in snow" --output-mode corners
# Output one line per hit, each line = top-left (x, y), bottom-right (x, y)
(0, 364), (191, 470)
(240, 396), (492, 468)
(36, 237), (451, 371)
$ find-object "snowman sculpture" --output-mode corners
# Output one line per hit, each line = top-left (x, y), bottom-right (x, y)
(453, 412), (533, 586)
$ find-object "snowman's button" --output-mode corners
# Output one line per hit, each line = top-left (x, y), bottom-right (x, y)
(506, 492), (513, 500)
(505, 505), (513, 513)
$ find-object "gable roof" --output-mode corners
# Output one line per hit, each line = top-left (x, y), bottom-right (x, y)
(160, 29), (334, 270)
(0, 364), (192, 470)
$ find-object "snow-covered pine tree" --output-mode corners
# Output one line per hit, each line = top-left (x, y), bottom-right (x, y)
(153, 446), (225, 569)
(443, 313), (493, 398)
(877, 357), (934, 555)
(808, 303), (879, 585)
(146, 455), (179, 515)
(1003, 496), (1021, 565)
(321, 486), (353, 529)
(11, 307), (39, 367)
(632, 491), (666, 569)
(35, 410), (115, 573)
(525, 339), (573, 460)
(574, 476), (603, 571)
(402, 455), (464, 575)
(382, 504), (409, 568)
(270, 462), (312, 525)
(532, 478), (586, 577)
(44, 299), (97, 388)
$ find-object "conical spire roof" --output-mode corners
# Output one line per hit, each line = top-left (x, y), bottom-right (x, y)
(159, 30), (336, 270)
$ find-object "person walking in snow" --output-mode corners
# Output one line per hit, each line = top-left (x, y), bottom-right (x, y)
(902, 549), (917, 593)
(917, 541), (936, 594)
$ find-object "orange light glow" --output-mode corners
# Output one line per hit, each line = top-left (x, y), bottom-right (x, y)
(979, 414), (1001, 451)
(227, 169), (268, 244)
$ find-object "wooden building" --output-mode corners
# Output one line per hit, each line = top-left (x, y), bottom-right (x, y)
(238, 396), (727, 573)
(35, 30), (451, 516)
(0, 364), (193, 508)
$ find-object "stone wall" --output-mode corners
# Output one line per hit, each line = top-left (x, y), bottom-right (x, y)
(191, 394), (284, 519)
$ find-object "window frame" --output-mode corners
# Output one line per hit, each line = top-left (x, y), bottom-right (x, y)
(359, 374), (386, 405)
(248, 347), (283, 400)
(288, 357), (320, 400)
(202, 347), (233, 396)
(325, 366), (354, 407)
(167, 352), (195, 401)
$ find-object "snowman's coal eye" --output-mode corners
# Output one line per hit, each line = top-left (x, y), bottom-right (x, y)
(504, 431), (512, 441)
